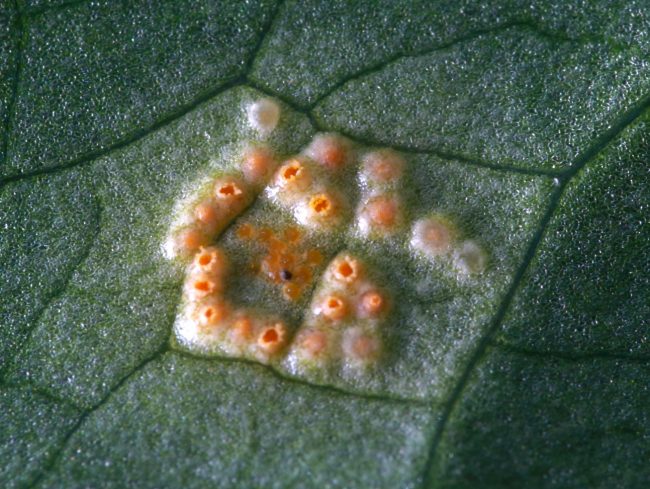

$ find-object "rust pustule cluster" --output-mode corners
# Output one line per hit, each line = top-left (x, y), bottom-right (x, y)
(165, 96), (487, 374)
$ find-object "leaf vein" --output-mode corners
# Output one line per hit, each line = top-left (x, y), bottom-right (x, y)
(0, 196), (103, 382)
(25, 342), (171, 489)
(306, 20), (582, 111)
(418, 90), (650, 488)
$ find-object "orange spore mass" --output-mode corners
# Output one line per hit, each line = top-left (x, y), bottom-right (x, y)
(360, 290), (385, 317)
(310, 194), (332, 215)
(180, 228), (208, 251)
(322, 294), (347, 321)
(242, 147), (273, 183)
(283, 283), (301, 301)
(262, 328), (278, 342)
(197, 299), (229, 327)
(368, 197), (398, 227)
(216, 182), (243, 199)
(284, 226), (301, 243)
(258, 323), (286, 353)
(194, 202), (218, 225)
(306, 249), (323, 265)
(193, 280), (213, 293)
(237, 222), (255, 240)
(258, 227), (274, 243)
(282, 162), (301, 181)
(333, 256), (360, 283)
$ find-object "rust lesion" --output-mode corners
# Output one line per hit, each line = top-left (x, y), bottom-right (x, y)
(165, 95), (487, 375)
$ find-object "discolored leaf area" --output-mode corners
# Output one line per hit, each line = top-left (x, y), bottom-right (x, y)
(0, 0), (648, 488)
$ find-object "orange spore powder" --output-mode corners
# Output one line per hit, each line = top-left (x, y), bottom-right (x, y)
(258, 323), (287, 353)
(309, 194), (333, 216)
(321, 294), (347, 321)
(235, 222), (324, 302)
(333, 256), (360, 284)
(194, 247), (225, 273)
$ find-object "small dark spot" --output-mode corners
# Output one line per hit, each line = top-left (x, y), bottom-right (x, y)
(280, 269), (293, 281)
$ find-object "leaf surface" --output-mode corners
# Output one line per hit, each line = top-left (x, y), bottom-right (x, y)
(0, 1), (648, 488)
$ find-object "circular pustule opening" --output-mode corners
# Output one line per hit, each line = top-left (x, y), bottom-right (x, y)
(309, 194), (332, 215)
(194, 280), (212, 292)
(333, 257), (359, 283)
(216, 182), (243, 199)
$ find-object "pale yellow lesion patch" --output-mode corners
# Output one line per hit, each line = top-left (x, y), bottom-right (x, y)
(166, 115), (490, 378)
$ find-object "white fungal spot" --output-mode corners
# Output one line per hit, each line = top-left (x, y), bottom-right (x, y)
(453, 240), (487, 275)
(410, 216), (457, 258)
(246, 98), (280, 133)
(304, 133), (352, 170)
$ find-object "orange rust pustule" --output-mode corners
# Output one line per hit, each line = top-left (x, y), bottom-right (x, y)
(332, 256), (361, 284)
(231, 316), (253, 344)
(196, 298), (229, 328)
(309, 194), (334, 217)
(257, 322), (287, 354)
(194, 246), (226, 275)
(275, 159), (311, 191)
(321, 294), (348, 321)
(186, 273), (221, 300)
(366, 196), (400, 228)
(194, 201), (218, 226)
(309, 135), (351, 170)
(242, 146), (275, 184)
(359, 290), (387, 318)
(178, 228), (209, 252)
(300, 330), (328, 357)
(363, 150), (405, 183)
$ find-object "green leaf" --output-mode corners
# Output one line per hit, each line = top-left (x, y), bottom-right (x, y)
(0, 1), (648, 488)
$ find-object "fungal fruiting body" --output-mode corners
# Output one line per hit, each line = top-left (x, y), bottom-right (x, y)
(247, 98), (280, 134)
(266, 150), (350, 231)
(175, 245), (290, 363)
(453, 240), (487, 275)
(356, 150), (407, 237)
(410, 215), (487, 274)
(410, 215), (457, 258)
(286, 253), (389, 371)
(166, 95), (489, 379)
